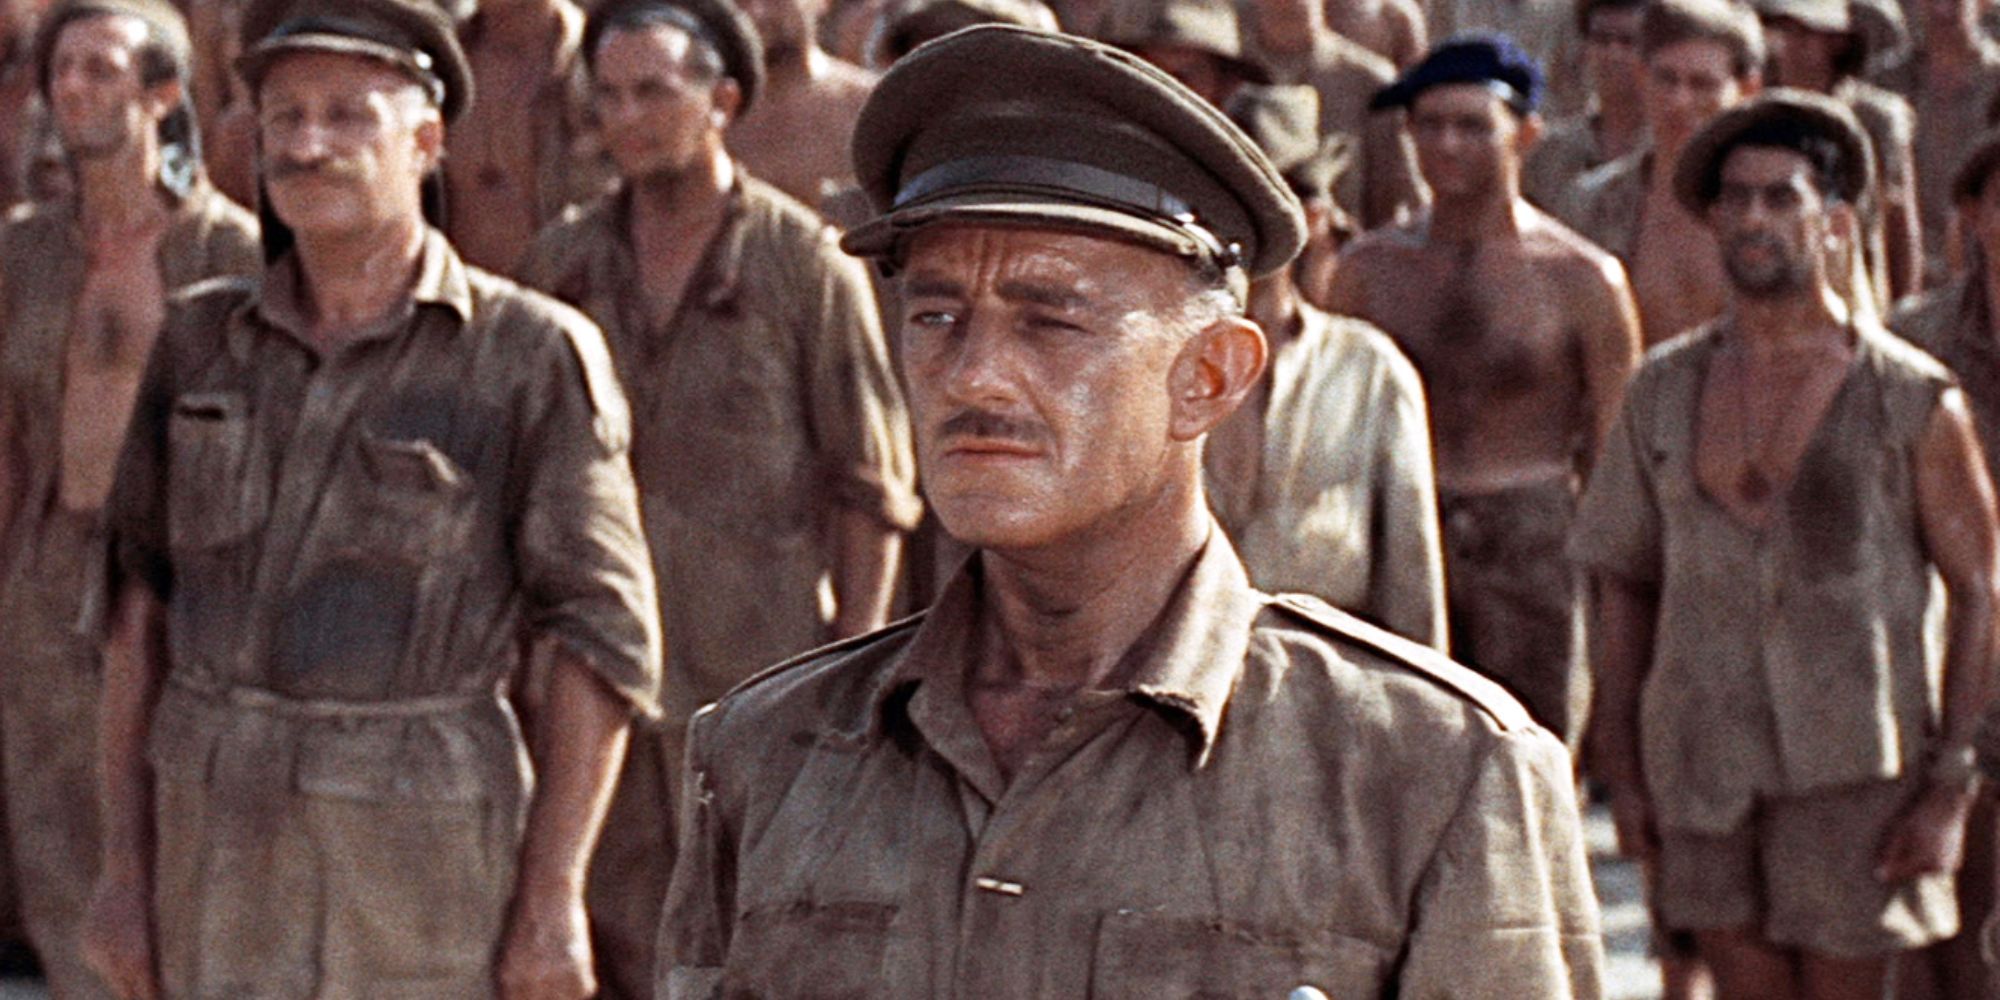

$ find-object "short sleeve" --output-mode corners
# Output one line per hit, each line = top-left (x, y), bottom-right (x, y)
(510, 304), (663, 716)
(1568, 395), (1663, 586)
(1396, 729), (1606, 997)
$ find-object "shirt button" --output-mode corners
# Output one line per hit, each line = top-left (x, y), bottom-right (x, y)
(974, 876), (1025, 897)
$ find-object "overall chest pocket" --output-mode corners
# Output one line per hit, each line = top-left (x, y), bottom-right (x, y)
(1089, 910), (1392, 1000)
(719, 900), (895, 1000)
(166, 392), (267, 552)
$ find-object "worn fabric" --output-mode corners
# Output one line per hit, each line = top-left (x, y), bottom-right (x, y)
(0, 180), (257, 1000)
(1565, 147), (1646, 264)
(1654, 777), (1957, 957)
(659, 527), (1604, 1000)
(1895, 279), (2000, 470)
(1440, 476), (1584, 743)
(1570, 321), (1951, 836)
(151, 770), (518, 999)
(518, 175), (916, 999)
(102, 228), (660, 995)
(1878, 42), (2000, 277)
(1523, 111), (1606, 217)
(1204, 304), (1446, 648)
(1259, 31), (1422, 229)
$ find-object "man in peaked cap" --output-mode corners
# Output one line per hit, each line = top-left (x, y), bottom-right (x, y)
(1576, 89), (2000, 998)
(517, 0), (916, 995)
(1330, 34), (1642, 747)
(0, 3), (259, 997)
(80, 1), (662, 998)
(658, 24), (1602, 999)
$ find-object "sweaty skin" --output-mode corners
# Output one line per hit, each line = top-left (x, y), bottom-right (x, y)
(1631, 180), (1731, 345)
(446, 0), (574, 274)
(727, 0), (876, 208)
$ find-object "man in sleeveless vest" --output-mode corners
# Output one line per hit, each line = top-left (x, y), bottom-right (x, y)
(1574, 89), (2000, 998)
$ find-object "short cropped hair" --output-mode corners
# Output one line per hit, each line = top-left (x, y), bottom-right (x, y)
(1640, 0), (1765, 78)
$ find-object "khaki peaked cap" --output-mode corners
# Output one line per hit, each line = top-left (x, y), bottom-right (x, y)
(1673, 88), (1875, 216)
(237, 0), (473, 122)
(841, 25), (1306, 280)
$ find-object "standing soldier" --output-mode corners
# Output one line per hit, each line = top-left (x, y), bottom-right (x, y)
(518, 0), (917, 994)
(1207, 82), (1446, 647)
(1522, 0), (1649, 214)
(78, 1), (663, 998)
(659, 25), (1604, 998)
(1565, 0), (1766, 344)
(0, 2), (258, 996)
(1576, 90), (1999, 1000)
(1889, 126), (2000, 1000)
(1330, 36), (1643, 743)
(445, 0), (614, 276)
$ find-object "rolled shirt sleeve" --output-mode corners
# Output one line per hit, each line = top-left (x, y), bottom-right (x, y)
(1398, 728), (1606, 997)
(1369, 356), (1448, 650)
(511, 306), (663, 716)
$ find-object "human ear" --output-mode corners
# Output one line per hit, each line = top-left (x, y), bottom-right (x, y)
(1168, 315), (1267, 441)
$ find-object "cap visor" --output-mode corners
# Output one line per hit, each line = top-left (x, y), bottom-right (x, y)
(235, 32), (427, 86)
(840, 193), (1208, 264)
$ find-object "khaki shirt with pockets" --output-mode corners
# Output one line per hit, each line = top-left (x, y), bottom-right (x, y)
(1569, 321), (1950, 835)
(659, 527), (1603, 999)
(520, 176), (919, 727)
(104, 228), (661, 821)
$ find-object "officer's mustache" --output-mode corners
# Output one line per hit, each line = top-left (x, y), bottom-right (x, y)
(265, 156), (368, 183)
(936, 409), (1049, 448)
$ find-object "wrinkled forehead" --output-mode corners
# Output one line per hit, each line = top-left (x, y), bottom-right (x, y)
(254, 49), (427, 106)
(51, 11), (150, 61)
(900, 222), (1200, 309)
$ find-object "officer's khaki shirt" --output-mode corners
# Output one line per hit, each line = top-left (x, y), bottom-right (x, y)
(1570, 322), (1950, 835)
(105, 228), (661, 818)
(660, 528), (1603, 999)
(0, 180), (260, 591)
(1204, 304), (1446, 648)
(520, 176), (919, 727)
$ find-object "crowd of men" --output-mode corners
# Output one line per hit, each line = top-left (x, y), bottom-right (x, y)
(0, 0), (1991, 996)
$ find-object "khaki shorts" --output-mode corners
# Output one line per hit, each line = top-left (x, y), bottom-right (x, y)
(1654, 778), (1957, 958)
(153, 775), (518, 1000)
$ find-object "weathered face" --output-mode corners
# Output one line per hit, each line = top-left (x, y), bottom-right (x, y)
(1709, 144), (1830, 298)
(1762, 16), (1845, 89)
(256, 52), (439, 243)
(592, 24), (732, 182)
(1643, 39), (1749, 151)
(1407, 83), (1525, 200)
(1582, 7), (1645, 105)
(47, 13), (168, 161)
(897, 225), (1224, 552)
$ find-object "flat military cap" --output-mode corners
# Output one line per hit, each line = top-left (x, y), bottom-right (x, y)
(1372, 33), (1544, 115)
(1103, 0), (1273, 86)
(585, 0), (766, 112)
(876, 0), (1058, 65)
(1673, 88), (1875, 215)
(33, 0), (191, 96)
(842, 25), (1306, 282)
(1952, 127), (2000, 204)
(237, 0), (474, 123)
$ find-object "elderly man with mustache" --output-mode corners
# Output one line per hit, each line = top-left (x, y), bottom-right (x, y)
(77, 1), (662, 998)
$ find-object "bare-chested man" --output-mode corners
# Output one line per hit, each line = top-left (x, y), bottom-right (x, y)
(1331, 36), (1642, 742)
(1522, 0), (1648, 213)
(1576, 90), (1999, 1000)
(1567, 0), (1764, 344)
(446, 0), (613, 274)
(0, 2), (258, 996)
(728, 0), (875, 207)
(519, 1), (917, 993)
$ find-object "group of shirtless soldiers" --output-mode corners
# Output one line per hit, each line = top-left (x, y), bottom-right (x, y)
(0, 0), (1990, 996)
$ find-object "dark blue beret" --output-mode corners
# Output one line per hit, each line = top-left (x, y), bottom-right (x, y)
(1370, 34), (1544, 115)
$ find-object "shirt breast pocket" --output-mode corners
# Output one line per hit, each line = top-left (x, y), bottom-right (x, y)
(1089, 910), (1392, 1000)
(166, 392), (267, 552)
(719, 900), (895, 1000)
(342, 433), (477, 564)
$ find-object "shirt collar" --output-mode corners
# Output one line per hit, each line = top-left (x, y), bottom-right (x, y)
(614, 175), (754, 315)
(868, 520), (1265, 768)
(244, 226), (474, 351)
